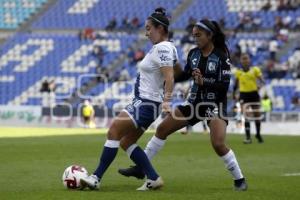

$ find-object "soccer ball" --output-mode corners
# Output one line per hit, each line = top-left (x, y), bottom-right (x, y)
(62, 165), (88, 189)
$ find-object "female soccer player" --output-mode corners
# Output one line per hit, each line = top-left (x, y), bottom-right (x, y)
(80, 8), (178, 190)
(233, 53), (265, 144)
(119, 19), (248, 191)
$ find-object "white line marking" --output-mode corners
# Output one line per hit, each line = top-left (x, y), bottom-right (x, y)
(282, 173), (300, 176)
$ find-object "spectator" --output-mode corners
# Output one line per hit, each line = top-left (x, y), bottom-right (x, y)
(282, 16), (292, 29)
(131, 17), (141, 30)
(118, 66), (130, 81)
(79, 28), (95, 40)
(277, 0), (287, 11)
(120, 16), (131, 31)
(105, 17), (117, 31)
(261, 94), (273, 121)
(40, 79), (56, 93)
(236, 12), (254, 31)
(278, 28), (289, 42)
(253, 16), (262, 31)
(40, 80), (50, 93)
(274, 16), (284, 33)
(126, 47), (135, 64)
(82, 100), (95, 128)
(286, 0), (297, 10)
(291, 93), (300, 110)
(185, 17), (196, 34)
(269, 37), (279, 61)
(290, 0), (300, 9)
(261, 0), (272, 11)
(93, 45), (105, 66)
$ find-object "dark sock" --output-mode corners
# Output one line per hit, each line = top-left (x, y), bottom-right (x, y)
(93, 146), (118, 179)
(255, 120), (261, 137)
(130, 146), (159, 180)
(244, 121), (251, 139)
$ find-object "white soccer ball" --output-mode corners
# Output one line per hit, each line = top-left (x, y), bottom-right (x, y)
(62, 165), (88, 189)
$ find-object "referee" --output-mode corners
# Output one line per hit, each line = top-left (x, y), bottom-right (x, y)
(233, 53), (265, 144)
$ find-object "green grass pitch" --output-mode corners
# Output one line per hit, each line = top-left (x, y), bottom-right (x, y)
(0, 127), (299, 200)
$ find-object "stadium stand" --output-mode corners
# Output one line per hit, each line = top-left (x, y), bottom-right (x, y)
(0, 0), (48, 29)
(173, 0), (300, 29)
(32, 0), (182, 29)
(0, 33), (137, 106)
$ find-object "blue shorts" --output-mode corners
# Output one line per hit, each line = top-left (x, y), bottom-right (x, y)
(124, 97), (161, 131)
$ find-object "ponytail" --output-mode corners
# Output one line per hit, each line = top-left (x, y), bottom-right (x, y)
(210, 20), (230, 58)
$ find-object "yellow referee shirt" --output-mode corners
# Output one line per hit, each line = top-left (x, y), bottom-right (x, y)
(234, 66), (262, 92)
(82, 105), (94, 117)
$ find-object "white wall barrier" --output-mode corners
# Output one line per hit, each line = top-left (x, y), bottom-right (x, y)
(0, 106), (300, 135)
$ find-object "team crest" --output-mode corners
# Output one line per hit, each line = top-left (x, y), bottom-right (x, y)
(206, 62), (217, 73)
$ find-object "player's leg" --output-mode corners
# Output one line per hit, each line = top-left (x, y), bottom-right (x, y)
(208, 118), (247, 191)
(119, 108), (188, 180)
(136, 108), (189, 190)
(146, 108), (189, 158)
(119, 132), (145, 179)
(117, 99), (166, 190)
(242, 102), (252, 144)
(251, 103), (264, 143)
(80, 111), (136, 189)
(81, 109), (162, 190)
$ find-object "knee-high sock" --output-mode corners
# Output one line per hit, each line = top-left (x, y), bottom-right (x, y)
(221, 149), (244, 180)
(127, 144), (159, 180)
(244, 121), (251, 139)
(144, 136), (166, 160)
(93, 140), (120, 179)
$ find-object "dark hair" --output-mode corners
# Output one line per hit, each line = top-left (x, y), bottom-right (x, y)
(195, 19), (230, 57)
(147, 7), (169, 33)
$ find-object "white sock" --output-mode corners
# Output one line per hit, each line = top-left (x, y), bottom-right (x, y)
(144, 136), (166, 160)
(221, 149), (244, 180)
(126, 144), (138, 157)
(104, 140), (120, 148)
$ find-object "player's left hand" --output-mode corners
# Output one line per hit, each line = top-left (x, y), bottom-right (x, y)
(192, 69), (203, 86)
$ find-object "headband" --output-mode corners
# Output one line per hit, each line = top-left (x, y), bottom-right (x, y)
(195, 21), (213, 33)
(150, 16), (168, 27)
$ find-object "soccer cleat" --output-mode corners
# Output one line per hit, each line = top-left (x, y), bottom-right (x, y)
(255, 135), (264, 143)
(234, 178), (248, 191)
(136, 177), (164, 191)
(243, 138), (252, 144)
(80, 175), (100, 190)
(118, 165), (145, 180)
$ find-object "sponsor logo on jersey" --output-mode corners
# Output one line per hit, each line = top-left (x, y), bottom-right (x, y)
(192, 58), (197, 66)
(225, 58), (231, 66)
(158, 50), (170, 54)
(222, 70), (231, 75)
(160, 54), (171, 62)
(203, 77), (216, 83)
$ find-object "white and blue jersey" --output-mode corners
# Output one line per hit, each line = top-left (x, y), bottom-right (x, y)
(124, 41), (178, 130)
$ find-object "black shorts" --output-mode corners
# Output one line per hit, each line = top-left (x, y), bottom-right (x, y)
(239, 91), (260, 104)
(177, 102), (228, 126)
(83, 116), (91, 122)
